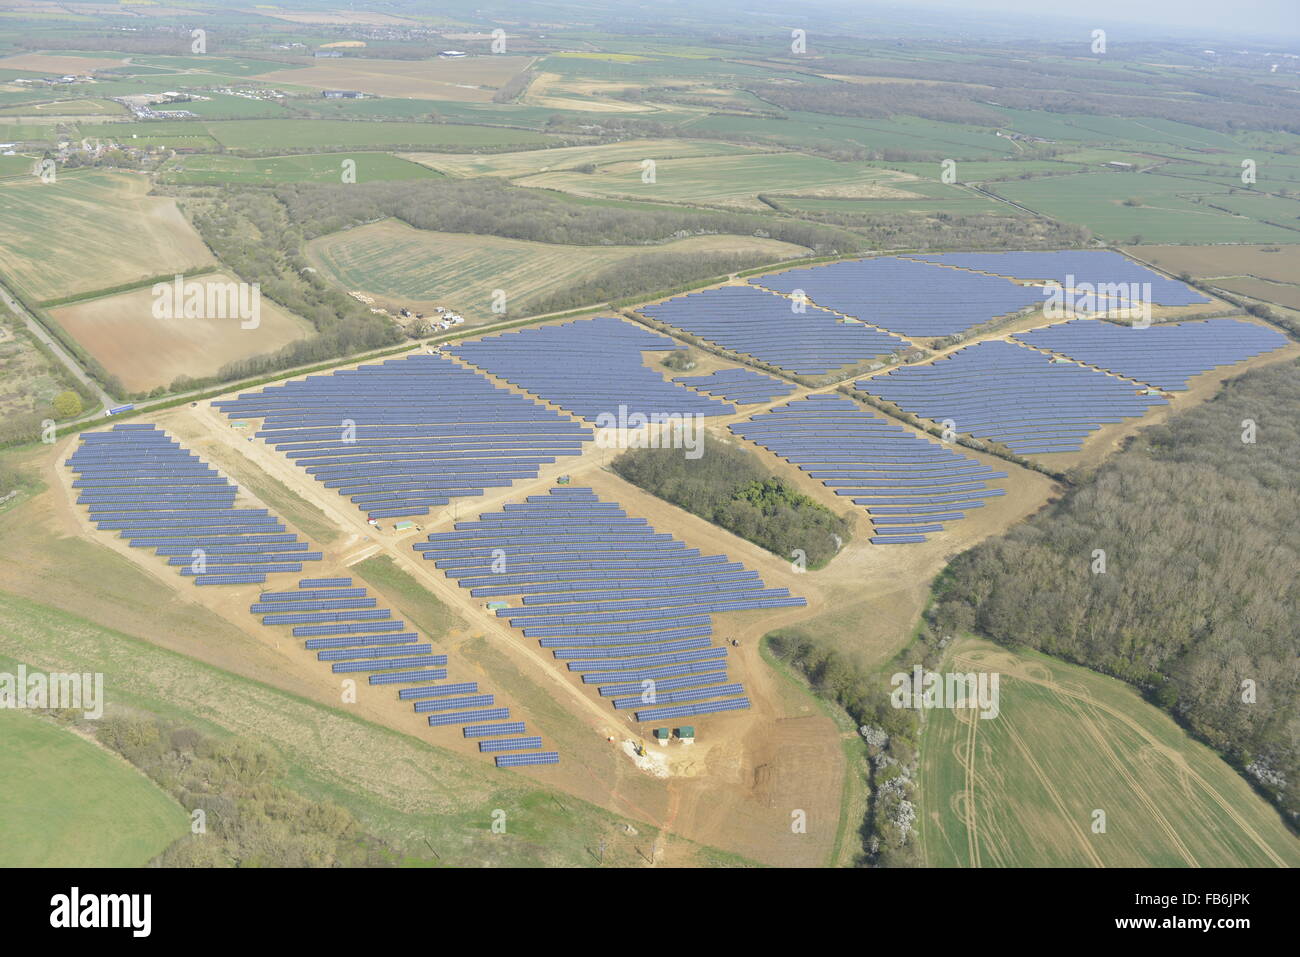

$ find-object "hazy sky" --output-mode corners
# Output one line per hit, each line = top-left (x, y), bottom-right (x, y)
(904, 0), (1299, 41)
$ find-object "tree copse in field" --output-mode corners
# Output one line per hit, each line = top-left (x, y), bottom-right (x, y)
(612, 442), (851, 568)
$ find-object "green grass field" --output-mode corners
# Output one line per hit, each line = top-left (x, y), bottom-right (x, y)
(773, 180), (1012, 217)
(403, 137), (758, 178)
(992, 171), (1300, 243)
(201, 119), (556, 151)
(515, 151), (914, 209)
(162, 151), (441, 186)
(306, 219), (807, 318)
(0, 169), (215, 301)
(918, 638), (1300, 867)
(0, 707), (188, 866)
(682, 110), (1015, 159)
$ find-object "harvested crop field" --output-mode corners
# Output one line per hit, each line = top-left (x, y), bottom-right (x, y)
(49, 272), (314, 392)
(0, 53), (126, 74)
(306, 219), (809, 320)
(0, 170), (214, 302)
(515, 152), (916, 210)
(400, 137), (759, 178)
(257, 56), (534, 101)
(1211, 276), (1300, 310)
(1127, 243), (1300, 283)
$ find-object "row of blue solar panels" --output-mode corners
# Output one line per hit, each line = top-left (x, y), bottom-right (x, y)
(446, 315), (734, 422)
(1011, 318), (1288, 391)
(66, 424), (316, 585)
(250, 579), (555, 764)
(730, 394), (1006, 542)
(421, 486), (807, 722)
(903, 250), (1210, 306)
(855, 339), (1168, 455)
(634, 697), (752, 723)
(638, 284), (909, 376)
(494, 751), (561, 767)
(672, 367), (797, 405)
(211, 352), (594, 519)
(750, 256), (1046, 339)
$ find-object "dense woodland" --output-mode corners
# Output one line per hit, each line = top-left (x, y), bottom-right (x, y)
(929, 359), (1300, 818)
(274, 178), (859, 252)
(612, 440), (852, 568)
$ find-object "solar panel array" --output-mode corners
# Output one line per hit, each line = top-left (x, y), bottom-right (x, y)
(420, 486), (807, 723)
(730, 395), (1007, 544)
(253, 577), (557, 765)
(638, 284), (910, 376)
(212, 353), (592, 521)
(672, 367), (797, 405)
(447, 315), (733, 422)
(903, 250), (1210, 306)
(751, 256), (1046, 339)
(856, 339), (1168, 455)
(1012, 318), (1288, 391)
(66, 424), (318, 586)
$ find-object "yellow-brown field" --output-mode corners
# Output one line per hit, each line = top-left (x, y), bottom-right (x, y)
(257, 55), (534, 101)
(0, 170), (214, 302)
(49, 272), (313, 392)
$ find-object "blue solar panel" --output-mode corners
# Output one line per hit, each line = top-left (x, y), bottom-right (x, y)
(416, 487), (801, 726)
(856, 339), (1167, 455)
(66, 425), (314, 586)
(639, 284), (909, 376)
(751, 256), (1046, 339)
(463, 721), (527, 738)
(904, 250), (1210, 307)
(446, 316), (734, 422)
(1012, 318), (1287, 391)
(428, 707), (509, 727)
(730, 394), (1002, 543)
(634, 697), (752, 722)
(672, 367), (796, 405)
(478, 736), (543, 753)
(493, 751), (560, 767)
(212, 353), (594, 522)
